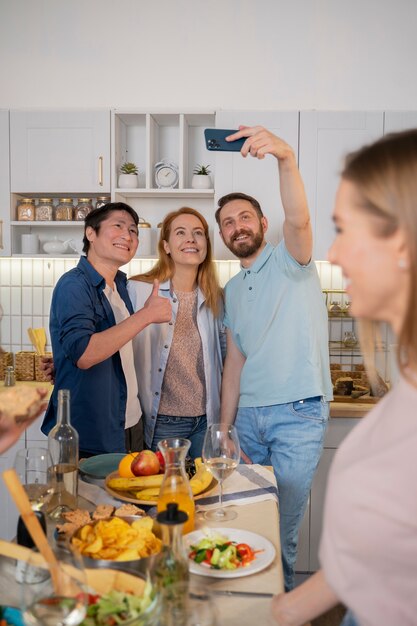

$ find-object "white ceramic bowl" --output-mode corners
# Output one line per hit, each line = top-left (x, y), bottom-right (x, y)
(43, 240), (68, 254)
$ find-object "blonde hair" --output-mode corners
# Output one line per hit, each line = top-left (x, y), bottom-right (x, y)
(342, 129), (417, 384)
(130, 207), (223, 317)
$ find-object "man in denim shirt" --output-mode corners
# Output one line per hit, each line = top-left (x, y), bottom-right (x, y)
(216, 127), (333, 591)
(42, 203), (171, 456)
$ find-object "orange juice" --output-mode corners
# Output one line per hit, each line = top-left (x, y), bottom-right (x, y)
(157, 488), (195, 534)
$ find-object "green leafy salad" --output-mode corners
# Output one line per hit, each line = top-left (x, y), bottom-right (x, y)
(80, 580), (154, 626)
(188, 532), (259, 570)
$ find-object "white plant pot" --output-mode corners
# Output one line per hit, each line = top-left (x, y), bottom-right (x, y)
(118, 173), (138, 189)
(191, 174), (212, 189)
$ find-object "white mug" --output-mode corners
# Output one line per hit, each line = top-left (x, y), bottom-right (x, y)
(21, 233), (39, 255)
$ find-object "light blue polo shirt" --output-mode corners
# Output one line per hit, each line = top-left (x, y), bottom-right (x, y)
(224, 241), (333, 407)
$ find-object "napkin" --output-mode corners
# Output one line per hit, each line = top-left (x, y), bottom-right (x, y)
(195, 464), (278, 511)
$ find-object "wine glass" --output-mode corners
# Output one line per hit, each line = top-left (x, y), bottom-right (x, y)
(14, 447), (56, 512)
(21, 544), (87, 626)
(202, 423), (240, 522)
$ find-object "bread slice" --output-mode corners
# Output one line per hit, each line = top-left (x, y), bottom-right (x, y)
(0, 386), (46, 427)
(114, 503), (145, 517)
(92, 504), (115, 520)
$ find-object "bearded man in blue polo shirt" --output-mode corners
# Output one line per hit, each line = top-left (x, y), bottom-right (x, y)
(216, 126), (333, 591)
(42, 202), (171, 457)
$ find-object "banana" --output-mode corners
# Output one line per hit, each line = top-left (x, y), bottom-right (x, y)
(190, 458), (213, 496)
(107, 473), (164, 491)
(133, 487), (161, 499)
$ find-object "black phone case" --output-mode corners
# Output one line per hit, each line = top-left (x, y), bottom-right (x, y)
(204, 128), (245, 152)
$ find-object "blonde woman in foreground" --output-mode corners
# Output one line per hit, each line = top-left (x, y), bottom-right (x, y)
(271, 129), (417, 626)
(128, 207), (225, 458)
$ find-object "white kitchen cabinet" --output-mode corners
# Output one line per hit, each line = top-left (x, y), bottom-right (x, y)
(299, 112), (384, 260)
(214, 111), (299, 259)
(0, 437), (25, 540)
(10, 110), (110, 194)
(384, 111), (417, 133)
(295, 417), (360, 573)
(0, 110), (11, 257)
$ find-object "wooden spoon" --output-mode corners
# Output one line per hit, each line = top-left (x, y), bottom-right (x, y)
(2, 468), (62, 592)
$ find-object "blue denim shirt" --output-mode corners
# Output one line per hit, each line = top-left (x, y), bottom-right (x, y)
(127, 279), (226, 448)
(41, 256), (135, 454)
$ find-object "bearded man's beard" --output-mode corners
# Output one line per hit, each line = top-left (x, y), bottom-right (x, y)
(225, 225), (264, 258)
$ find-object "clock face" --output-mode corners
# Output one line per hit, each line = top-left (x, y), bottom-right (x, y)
(155, 165), (178, 189)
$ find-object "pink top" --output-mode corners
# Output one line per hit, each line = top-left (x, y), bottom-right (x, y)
(320, 377), (417, 626)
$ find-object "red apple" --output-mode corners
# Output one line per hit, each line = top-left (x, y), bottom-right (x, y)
(130, 450), (160, 476)
(155, 450), (165, 473)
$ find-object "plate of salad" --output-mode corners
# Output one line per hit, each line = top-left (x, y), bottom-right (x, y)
(185, 528), (276, 578)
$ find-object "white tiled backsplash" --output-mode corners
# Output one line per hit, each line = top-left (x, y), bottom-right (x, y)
(0, 257), (340, 354)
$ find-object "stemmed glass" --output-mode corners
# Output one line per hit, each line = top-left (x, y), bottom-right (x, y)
(21, 544), (88, 626)
(202, 423), (240, 522)
(14, 447), (56, 512)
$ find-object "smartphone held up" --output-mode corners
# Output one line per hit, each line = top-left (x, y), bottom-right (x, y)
(204, 128), (245, 152)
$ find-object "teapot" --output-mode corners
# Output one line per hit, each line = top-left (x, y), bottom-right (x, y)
(42, 237), (71, 254)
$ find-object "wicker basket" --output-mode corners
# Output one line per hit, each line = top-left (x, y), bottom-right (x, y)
(0, 352), (13, 379)
(34, 352), (52, 382)
(15, 351), (35, 381)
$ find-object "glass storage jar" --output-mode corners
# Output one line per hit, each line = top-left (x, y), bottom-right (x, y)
(55, 198), (74, 221)
(95, 196), (111, 210)
(35, 198), (54, 221)
(17, 198), (35, 221)
(74, 198), (93, 221)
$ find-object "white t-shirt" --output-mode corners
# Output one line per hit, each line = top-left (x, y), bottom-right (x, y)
(103, 283), (142, 429)
(319, 377), (417, 626)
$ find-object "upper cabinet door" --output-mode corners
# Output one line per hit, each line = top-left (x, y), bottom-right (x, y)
(10, 110), (110, 193)
(0, 110), (11, 257)
(384, 111), (417, 133)
(299, 112), (384, 261)
(214, 111), (299, 259)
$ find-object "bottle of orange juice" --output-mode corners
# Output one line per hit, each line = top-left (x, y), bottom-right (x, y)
(157, 438), (195, 534)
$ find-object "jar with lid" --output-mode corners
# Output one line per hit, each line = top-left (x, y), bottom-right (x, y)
(136, 217), (152, 256)
(328, 301), (342, 316)
(74, 198), (93, 221)
(95, 196), (111, 210)
(55, 198), (74, 221)
(17, 198), (35, 221)
(35, 198), (54, 221)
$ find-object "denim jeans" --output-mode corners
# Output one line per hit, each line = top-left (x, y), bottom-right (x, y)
(150, 414), (207, 459)
(235, 397), (329, 591)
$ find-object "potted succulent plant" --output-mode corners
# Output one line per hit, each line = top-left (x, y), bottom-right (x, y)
(191, 164), (212, 189)
(118, 162), (139, 188)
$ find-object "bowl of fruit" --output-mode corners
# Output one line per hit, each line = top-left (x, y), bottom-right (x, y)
(105, 451), (215, 506)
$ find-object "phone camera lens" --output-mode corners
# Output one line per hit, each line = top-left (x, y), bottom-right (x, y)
(208, 139), (216, 148)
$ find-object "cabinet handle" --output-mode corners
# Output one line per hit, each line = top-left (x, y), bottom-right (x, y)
(98, 156), (103, 186)
(0, 220), (3, 250)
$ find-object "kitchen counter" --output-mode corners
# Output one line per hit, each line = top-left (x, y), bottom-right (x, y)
(330, 400), (375, 419)
(0, 380), (53, 399)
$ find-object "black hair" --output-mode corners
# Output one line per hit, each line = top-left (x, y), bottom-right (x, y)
(82, 202), (139, 254)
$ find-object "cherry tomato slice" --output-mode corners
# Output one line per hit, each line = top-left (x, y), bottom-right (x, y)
(236, 543), (255, 563)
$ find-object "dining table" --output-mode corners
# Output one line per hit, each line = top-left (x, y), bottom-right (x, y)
(0, 464), (284, 626)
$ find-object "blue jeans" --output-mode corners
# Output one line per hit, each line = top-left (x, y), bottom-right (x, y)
(235, 397), (328, 591)
(150, 414), (207, 459)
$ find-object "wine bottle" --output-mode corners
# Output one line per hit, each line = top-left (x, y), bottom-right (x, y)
(47, 389), (79, 516)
